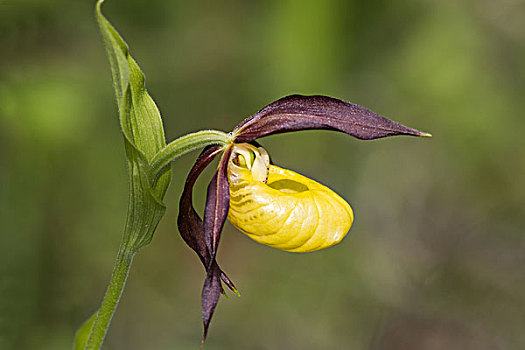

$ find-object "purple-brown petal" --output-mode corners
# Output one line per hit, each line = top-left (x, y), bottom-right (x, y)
(233, 94), (431, 143)
(200, 148), (232, 344)
(178, 146), (221, 265)
(177, 146), (237, 292)
(201, 263), (222, 346)
(203, 147), (232, 265)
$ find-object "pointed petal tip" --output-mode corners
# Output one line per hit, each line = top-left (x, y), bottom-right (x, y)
(201, 327), (209, 349)
(418, 131), (433, 138)
(220, 285), (240, 298)
(232, 287), (241, 297)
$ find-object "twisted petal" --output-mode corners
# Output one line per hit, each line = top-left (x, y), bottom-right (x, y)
(178, 146), (220, 266)
(204, 147), (233, 261)
(201, 263), (222, 347)
(227, 144), (353, 252)
(201, 147), (232, 343)
(233, 94), (430, 142)
(177, 146), (237, 292)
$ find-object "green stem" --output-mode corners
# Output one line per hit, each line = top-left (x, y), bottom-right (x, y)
(150, 130), (232, 176)
(85, 249), (135, 350)
(81, 130), (231, 349)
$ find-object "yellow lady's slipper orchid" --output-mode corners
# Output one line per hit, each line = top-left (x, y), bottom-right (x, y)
(94, 2), (431, 342)
(175, 94), (430, 343)
(227, 143), (353, 252)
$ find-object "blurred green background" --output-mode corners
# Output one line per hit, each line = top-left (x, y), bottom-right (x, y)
(1, 0), (524, 349)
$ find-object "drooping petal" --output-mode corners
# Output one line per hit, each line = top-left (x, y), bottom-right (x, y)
(201, 147), (232, 344)
(203, 147), (233, 263)
(178, 146), (222, 265)
(178, 146), (238, 345)
(177, 146), (237, 292)
(202, 148), (231, 342)
(233, 94), (431, 142)
(201, 263), (222, 346)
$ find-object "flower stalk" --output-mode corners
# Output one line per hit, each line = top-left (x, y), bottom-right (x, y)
(75, 2), (235, 349)
(150, 130), (233, 177)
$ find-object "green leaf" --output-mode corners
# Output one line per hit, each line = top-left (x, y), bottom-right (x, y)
(73, 311), (98, 350)
(96, 0), (165, 159)
(96, 0), (170, 250)
(84, 3), (234, 348)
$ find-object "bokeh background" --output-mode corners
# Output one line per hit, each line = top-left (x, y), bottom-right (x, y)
(1, 0), (524, 349)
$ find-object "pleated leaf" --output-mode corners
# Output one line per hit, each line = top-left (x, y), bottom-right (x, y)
(76, 2), (174, 348)
(96, 0), (171, 251)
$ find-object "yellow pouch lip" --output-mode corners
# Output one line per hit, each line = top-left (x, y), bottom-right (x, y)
(227, 145), (354, 253)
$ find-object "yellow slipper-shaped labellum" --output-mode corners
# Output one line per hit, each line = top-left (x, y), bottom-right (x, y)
(227, 143), (353, 252)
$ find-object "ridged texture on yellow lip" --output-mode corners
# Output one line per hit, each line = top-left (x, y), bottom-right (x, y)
(227, 146), (353, 252)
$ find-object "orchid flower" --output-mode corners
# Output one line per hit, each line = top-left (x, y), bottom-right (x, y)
(78, 3), (431, 348)
(175, 94), (431, 343)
